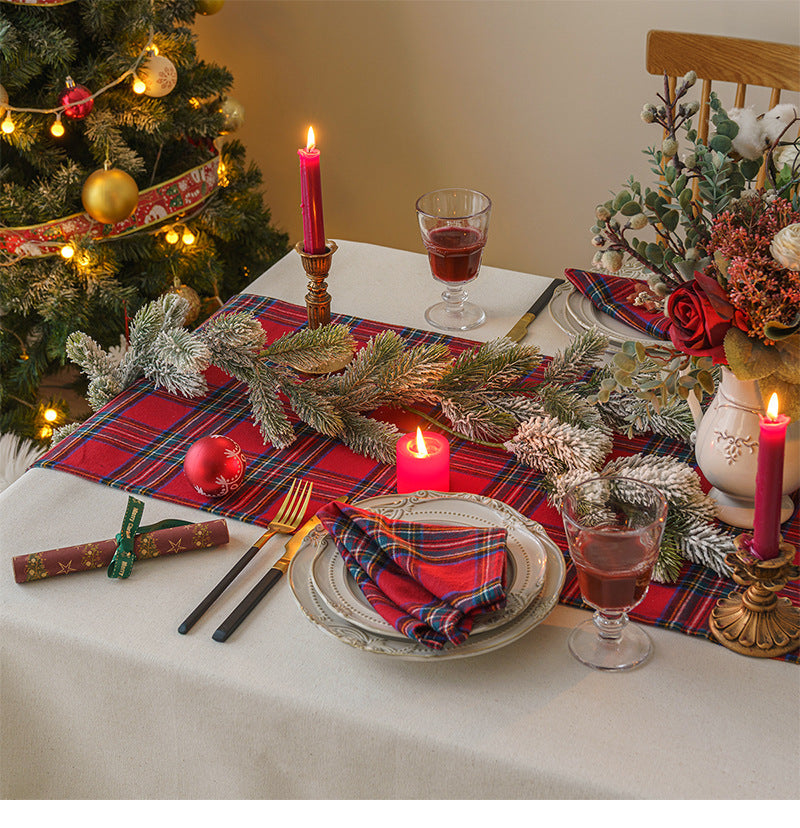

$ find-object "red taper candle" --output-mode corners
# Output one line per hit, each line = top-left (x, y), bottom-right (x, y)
(753, 393), (790, 559)
(297, 126), (326, 254)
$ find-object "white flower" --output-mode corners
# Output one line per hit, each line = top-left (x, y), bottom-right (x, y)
(771, 223), (800, 270)
(774, 143), (799, 172)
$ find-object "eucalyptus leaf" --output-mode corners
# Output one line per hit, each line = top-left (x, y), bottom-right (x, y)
(619, 200), (642, 216)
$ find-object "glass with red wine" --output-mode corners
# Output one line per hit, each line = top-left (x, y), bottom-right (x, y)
(416, 188), (491, 331)
(561, 476), (667, 671)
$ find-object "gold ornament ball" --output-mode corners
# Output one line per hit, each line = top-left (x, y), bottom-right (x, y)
(220, 97), (245, 133)
(139, 54), (178, 98)
(82, 168), (139, 225)
(170, 284), (202, 324)
(196, 0), (225, 13)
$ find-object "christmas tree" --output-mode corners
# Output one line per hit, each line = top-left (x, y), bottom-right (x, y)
(0, 0), (289, 442)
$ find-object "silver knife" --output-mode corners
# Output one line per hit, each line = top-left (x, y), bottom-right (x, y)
(505, 278), (565, 342)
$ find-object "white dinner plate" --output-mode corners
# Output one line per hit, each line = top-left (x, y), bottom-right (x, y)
(287, 492), (566, 661)
(549, 283), (660, 346)
(309, 493), (548, 640)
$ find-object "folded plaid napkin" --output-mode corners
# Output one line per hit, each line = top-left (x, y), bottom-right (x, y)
(316, 501), (508, 649)
(564, 268), (671, 339)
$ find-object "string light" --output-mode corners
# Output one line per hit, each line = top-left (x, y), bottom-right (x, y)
(0, 28), (156, 127)
(60, 243), (75, 259)
(50, 114), (65, 137)
(39, 425), (53, 439)
(43, 408), (59, 423)
(132, 75), (146, 95)
(165, 227), (179, 244)
(181, 227), (196, 245)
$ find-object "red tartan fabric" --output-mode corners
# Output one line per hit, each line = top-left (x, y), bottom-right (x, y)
(317, 501), (508, 649)
(34, 293), (799, 662)
(565, 268), (672, 339)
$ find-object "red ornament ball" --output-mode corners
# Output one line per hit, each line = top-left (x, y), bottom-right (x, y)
(59, 77), (94, 119)
(183, 434), (246, 498)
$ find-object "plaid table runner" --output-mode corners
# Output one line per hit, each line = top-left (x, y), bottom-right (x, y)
(35, 294), (799, 662)
(565, 267), (672, 339)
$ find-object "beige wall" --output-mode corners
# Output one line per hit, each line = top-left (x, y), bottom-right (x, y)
(194, 0), (800, 279)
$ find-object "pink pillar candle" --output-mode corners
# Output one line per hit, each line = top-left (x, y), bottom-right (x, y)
(753, 393), (790, 560)
(396, 428), (450, 494)
(297, 126), (326, 254)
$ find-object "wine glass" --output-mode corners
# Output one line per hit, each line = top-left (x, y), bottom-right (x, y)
(416, 187), (491, 331)
(561, 476), (667, 671)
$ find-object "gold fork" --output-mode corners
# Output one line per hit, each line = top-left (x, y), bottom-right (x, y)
(178, 478), (314, 634)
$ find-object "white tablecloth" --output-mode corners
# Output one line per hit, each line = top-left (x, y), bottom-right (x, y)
(1, 241), (798, 799)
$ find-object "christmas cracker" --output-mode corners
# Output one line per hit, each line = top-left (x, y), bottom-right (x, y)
(12, 519), (229, 584)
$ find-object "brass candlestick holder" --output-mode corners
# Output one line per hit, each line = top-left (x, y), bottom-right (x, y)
(294, 239), (351, 374)
(295, 239), (337, 329)
(709, 535), (799, 658)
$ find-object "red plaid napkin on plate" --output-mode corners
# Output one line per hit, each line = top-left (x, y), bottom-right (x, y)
(564, 268), (671, 339)
(317, 501), (508, 649)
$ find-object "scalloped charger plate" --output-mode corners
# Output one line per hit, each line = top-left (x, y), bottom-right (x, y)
(287, 491), (566, 660)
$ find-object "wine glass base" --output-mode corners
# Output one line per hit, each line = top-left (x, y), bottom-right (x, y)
(568, 616), (653, 671)
(425, 300), (486, 331)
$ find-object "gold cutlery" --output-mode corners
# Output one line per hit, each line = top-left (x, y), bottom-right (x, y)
(212, 495), (347, 642)
(178, 478), (313, 634)
(505, 278), (564, 342)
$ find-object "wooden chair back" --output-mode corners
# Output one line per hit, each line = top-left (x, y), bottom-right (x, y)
(646, 30), (800, 187)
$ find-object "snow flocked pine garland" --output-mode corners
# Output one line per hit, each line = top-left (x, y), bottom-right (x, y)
(62, 294), (734, 581)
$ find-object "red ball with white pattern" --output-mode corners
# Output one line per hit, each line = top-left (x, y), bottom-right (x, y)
(183, 434), (246, 498)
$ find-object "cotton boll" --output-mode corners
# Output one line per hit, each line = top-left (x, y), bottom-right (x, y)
(761, 103), (799, 143)
(728, 107), (767, 160)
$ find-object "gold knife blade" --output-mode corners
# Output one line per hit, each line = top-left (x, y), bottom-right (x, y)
(274, 496), (349, 573)
(505, 278), (565, 342)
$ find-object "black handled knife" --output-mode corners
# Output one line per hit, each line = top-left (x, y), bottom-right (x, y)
(504, 278), (565, 342)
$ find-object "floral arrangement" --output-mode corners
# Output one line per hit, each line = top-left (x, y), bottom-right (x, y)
(589, 71), (800, 417)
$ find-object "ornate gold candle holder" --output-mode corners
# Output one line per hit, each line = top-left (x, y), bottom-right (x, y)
(295, 239), (337, 329)
(709, 535), (799, 658)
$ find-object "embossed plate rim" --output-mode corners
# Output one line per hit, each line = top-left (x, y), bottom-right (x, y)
(287, 491), (566, 660)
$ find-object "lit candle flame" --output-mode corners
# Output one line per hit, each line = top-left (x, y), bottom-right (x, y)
(306, 126), (315, 151)
(767, 393), (779, 421)
(414, 427), (429, 458)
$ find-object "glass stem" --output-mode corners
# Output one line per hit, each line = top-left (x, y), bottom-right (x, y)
(593, 610), (628, 640)
(442, 285), (467, 313)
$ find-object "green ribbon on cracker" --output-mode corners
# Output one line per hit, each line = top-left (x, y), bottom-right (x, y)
(108, 496), (192, 579)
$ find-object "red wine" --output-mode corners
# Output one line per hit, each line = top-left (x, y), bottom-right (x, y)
(425, 226), (485, 283)
(571, 532), (658, 611)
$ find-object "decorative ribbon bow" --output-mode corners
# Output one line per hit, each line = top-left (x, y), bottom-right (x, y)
(108, 496), (192, 579)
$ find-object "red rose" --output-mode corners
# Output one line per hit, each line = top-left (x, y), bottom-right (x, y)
(666, 280), (731, 362)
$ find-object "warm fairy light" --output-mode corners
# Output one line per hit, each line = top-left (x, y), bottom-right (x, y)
(39, 425), (53, 439)
(132, 76), (146, 94)
(181, 228), (196, 245)
(165, 227), (179, 244)
(43, 408), (58, 423)
(1, 114), (14, 134)
(414, 427), (429, 457)
(50, 115), (65, 137)
(306, 126), (315, 151)
(767, 393), (780, 421)
(60, 243), (75, 259)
